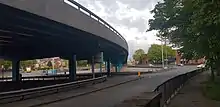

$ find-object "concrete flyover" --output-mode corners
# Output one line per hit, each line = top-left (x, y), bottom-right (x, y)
(0, 0), (128, 81)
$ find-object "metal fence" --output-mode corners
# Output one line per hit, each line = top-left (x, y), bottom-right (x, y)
(150, 68), (206, 107)
(0, 72), (107, 81)
(0, 75), (107, 104)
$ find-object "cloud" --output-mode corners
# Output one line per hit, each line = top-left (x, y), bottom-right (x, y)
(73, 0), (162, 58)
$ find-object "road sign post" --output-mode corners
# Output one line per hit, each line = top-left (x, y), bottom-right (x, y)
(138, 72), (141, 77)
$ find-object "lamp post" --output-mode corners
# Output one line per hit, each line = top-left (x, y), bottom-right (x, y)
(161, 38), (164, 68)
(157, 38), (165, 68)
(165, 37), (168, 68)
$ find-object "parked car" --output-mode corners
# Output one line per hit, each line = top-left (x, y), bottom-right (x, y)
(177, 64), (184, 66)
(149, 64), (154, 67)
(197, 64), (205, 68)
(42, 70), (48, 76)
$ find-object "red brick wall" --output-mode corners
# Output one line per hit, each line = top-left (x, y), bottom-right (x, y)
(176, 51), (181, 65)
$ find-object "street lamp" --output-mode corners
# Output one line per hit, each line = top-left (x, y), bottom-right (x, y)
(161, 38), (165, 68)
(165, 37), (168, 68)
(157, 38), (165, 68)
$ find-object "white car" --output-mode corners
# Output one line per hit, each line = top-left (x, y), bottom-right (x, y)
(149, 64), (154, 67)
(197, 64), (205, 68)
(177, 64), (184, 66)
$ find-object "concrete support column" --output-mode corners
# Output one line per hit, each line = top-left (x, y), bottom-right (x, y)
(100, 62), (102, 73)
(118, 63), (123, 72)
(107, 59), (111, 76)
(12, 60), (20, 81)
(91, 56), (95, 78)
(115, 65), (118, 72)
(99, 52), (103, 73)
(69, 55), (77, 81)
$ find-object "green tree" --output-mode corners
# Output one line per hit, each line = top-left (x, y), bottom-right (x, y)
(148, 0), (220, 80)
(0, 60), (12, 70)
(20, 60), (37, 69)
(132, 49), (145, 64)
(147, 44), (175, 62)
(77, 60), (88, 67)
(47, 61), (52, 69)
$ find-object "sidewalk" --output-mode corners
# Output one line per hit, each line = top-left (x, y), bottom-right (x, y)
(168, 72), (220, 107)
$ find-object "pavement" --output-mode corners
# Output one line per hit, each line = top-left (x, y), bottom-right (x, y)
(1, 66), (198, 107)
(168, 71), (220, 107)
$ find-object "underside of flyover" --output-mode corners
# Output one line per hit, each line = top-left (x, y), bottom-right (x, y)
(0, 1), (128, 64)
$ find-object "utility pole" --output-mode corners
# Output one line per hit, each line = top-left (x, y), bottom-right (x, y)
(165, 37), (168, 67)
(161, 37), (164, 68)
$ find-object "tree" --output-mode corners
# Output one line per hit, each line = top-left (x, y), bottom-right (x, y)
(20, 60), (37, 69)
(47, 61), (52, 69)
(77, 60), (88, 67)
(147, 44), (175, 63)
(148, 0), (220, 80)
(0, 60), (12, 70)
(132, 49), (145, 64)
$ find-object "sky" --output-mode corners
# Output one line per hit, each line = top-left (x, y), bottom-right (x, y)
(66, 0), (162, 59)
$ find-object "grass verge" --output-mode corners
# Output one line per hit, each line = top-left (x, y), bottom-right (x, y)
(203, 76), (220, 101)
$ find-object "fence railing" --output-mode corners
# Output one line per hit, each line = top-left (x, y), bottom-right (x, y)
(0, 75), (107, 104)
(64, 0), (127, 47)
(0, 72), (107, 81)
(147, 68), (206, 107)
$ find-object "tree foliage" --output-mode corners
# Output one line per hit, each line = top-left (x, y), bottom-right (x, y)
(132, 49), (145, 64)
(148, 0), (220, 80)
(0, 60), (12, 70)
(20, 60), (37, 69)
(77, 60), (88, 67)
(148, 44), (175, 62)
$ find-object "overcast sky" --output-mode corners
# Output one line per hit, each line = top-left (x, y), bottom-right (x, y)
(70, 0), (162, 59)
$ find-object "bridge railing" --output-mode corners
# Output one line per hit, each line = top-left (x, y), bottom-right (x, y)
(0, 75), (107, 104)
(64, 0), (127, 47)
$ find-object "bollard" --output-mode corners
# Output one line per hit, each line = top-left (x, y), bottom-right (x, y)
(138, 72), (141, 77)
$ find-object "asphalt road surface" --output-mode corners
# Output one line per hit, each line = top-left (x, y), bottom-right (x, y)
(1, 66), (198, 107)
(0, 67), (159, 77)
(40, 66), (197, 107)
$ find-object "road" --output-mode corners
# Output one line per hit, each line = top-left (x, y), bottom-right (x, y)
(0, 69), (102, 77)
(1, 66), (198, 107)
(0, 67), (160, 77)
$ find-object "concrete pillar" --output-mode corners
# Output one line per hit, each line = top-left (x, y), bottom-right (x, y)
(69, 55), (77, 81)
(12, 60), (20, 81)
(100, 62), (102, 73)
(118, 63), (123, 72)
(107, 59), (111, 76)
(91, 56), (95, 78)
(115, 65), (118, 72)
(99, 52), (103, 73)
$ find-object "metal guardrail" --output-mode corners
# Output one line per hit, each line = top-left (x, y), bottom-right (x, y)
(0, 72), (107, 81)
(0, 75), (69, 81)
(146, 68), (207, 107)
(64, 0), (127, 48)
(0, 75), (107, 104)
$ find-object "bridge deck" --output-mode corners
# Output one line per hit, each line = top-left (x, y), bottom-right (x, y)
(0, 0), (128, 63)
